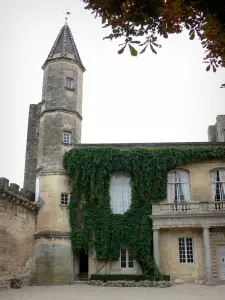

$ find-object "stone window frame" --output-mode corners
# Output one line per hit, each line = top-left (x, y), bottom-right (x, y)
(120, 248), (134, 269)
(178, 237), (194, 264)
(63, 131), (72, 145)
(60, 193), (69, 206)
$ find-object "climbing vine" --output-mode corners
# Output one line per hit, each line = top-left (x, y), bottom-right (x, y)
(63, 146), (225, 275)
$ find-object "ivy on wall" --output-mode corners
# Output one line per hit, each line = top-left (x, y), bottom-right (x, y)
(63, 146), (225, 275)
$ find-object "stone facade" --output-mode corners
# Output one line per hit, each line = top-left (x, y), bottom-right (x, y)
(1, 20), (225, 289)
(0, 178), (38, 289)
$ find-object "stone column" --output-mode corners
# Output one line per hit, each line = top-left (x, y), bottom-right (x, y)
(203, 226), (213, 282)
(153, 227), (160, 269)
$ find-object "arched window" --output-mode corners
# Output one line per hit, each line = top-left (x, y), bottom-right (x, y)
(211, 169), (225, 201)
(167, 170), (190, 203)
(110, 171), (131, 214)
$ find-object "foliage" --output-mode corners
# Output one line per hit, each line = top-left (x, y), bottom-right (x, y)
(81, 0), (225, 78)
(64, 146), (225, 275)
(90, 274), (170, 281)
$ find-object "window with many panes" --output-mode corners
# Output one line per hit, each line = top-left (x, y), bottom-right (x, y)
(120, 248), (134, 268)
(61, 193), (69, 205)
(167, 170), (190, 203)
(179, 237), (194, 263)
(66, 77), (74, 89)
(110, 172), (131, 214)
(63, 131), (72, 144)
(211, 169), (225, 201)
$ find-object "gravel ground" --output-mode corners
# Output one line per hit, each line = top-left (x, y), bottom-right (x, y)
(1, 283), (225, 300)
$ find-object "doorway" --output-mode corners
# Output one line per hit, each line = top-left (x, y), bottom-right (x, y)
(79, 249), (88, 280)
(217, 244), (225, 280)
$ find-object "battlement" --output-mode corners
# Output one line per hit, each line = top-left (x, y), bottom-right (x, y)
(208, 115), (225, 142)
(0, 177), (38, 211)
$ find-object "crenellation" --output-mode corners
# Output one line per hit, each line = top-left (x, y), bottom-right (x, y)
(0, 177), (36, 204)
(9, 183), (20, 192)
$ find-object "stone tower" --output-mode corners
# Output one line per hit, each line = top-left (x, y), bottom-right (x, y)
(208, 115), (225, 142)
(24, 21), (85, 285)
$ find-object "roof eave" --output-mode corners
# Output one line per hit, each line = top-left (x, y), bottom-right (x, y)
(42, 57), (86, 72)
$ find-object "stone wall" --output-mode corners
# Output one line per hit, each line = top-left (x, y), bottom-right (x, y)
(0, 178), (38, 289)
(159, 228), (204, 281)
(23, 103), (41, 192)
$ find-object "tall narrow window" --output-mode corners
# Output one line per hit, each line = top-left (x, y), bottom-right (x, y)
(167, 170), (190, 203)
(178, 237), (194, 263)
(63, 131), (72, 144)
(110, 171), (131, 214)
(66, 77), (74, 89)
(120, 248), (134, 268)
(211, 169), (225, 201)
(35, 177), (40, 202)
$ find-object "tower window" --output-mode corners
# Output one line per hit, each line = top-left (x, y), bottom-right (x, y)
(63, 131), (72, 144)
(61, 193), (69, 205)
(66, 77), (74, 89)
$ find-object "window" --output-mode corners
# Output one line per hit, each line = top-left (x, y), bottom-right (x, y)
(63, 131), (72, 144)
(110, 171), (131, 214)
(66, 77), (74, 89)
(35, 177), (40, 202)
(179, 238), (194, 263)
(61, 193), (69, 205)
(211, 169), (225, 201)
(120, 248), (134, 268)
(167, 170), (190, 203)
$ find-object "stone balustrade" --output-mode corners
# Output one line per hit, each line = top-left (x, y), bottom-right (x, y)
(152, 201), (225, 216)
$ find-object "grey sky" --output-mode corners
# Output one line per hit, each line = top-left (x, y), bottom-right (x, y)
(1, 0), (225, 187)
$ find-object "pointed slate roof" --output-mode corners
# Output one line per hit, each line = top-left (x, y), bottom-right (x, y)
(43, 21), (85, 71)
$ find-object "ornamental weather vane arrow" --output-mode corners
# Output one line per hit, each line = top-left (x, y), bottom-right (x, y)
(64, 9), (71, 21)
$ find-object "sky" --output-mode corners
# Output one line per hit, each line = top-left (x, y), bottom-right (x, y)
(0, 0), (225, 187)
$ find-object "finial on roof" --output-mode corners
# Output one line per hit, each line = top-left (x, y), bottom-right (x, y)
(64, 9), (71, 23)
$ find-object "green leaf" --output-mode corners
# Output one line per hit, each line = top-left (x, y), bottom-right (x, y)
(118, 45), (126, 55)
(152, 42), (161, 48)
(189, 30), (195, 40)
(140, 45), (148, 54)
(129, 44), (138, 56)
(150, 44), (157, 55)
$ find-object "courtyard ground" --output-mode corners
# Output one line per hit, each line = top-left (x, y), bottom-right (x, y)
(1, 283), (225, 300)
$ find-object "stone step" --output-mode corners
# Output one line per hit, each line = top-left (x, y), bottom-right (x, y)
(73, 280), (88, 285)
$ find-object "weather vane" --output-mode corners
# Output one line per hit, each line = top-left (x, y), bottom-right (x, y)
(64, 9), (71, 21)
